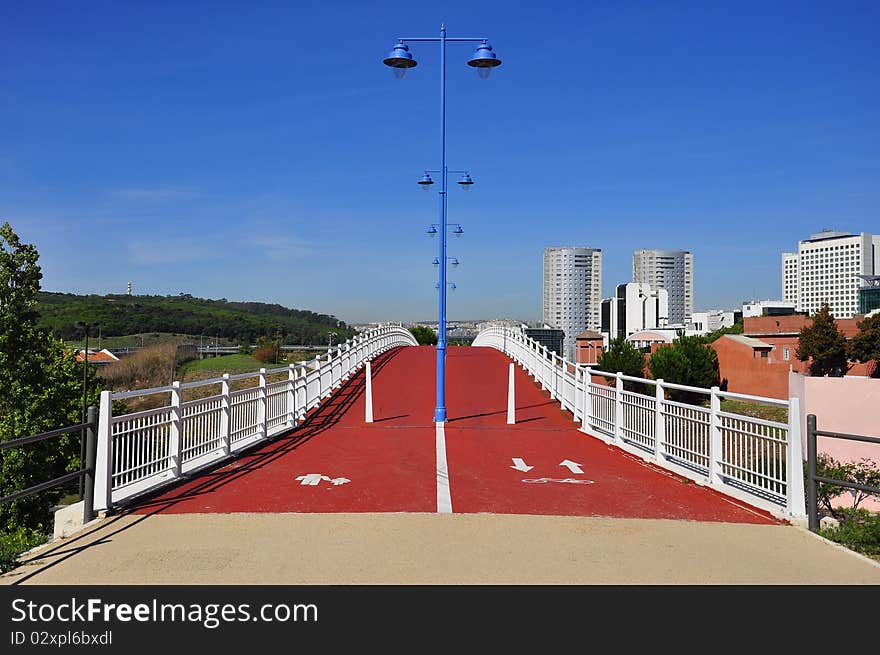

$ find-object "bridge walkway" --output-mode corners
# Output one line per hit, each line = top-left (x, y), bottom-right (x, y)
(129, 346), (777, 524)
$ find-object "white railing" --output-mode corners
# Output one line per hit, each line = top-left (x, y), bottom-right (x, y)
(473, 326), (806, 518)
(94, 324), (418, 510)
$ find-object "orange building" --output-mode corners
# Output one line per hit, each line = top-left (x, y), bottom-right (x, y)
(711, 315), (875, 399)
(574, 330), (604, 365)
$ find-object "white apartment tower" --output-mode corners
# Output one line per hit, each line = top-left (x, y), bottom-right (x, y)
(632, 249), (694, 325)
(600, 282), (669, 340)
(782, 230), (880, 318)
(543, 247), (603, 360)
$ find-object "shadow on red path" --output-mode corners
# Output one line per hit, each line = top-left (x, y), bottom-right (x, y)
(130, 346), (780, 525)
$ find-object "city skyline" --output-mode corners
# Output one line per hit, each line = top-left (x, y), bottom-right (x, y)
(3, 2), (878, 324)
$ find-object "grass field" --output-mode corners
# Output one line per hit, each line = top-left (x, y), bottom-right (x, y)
(720, 397), (788, 424)
(65, 332), (234, 350)
(179, 354), (264, 376)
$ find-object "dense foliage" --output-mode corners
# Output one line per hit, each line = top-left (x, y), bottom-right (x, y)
(410, 325), (438, 346)
(597, 336), (647, 392)
(810, 454), (880, 559)
(796, 303), (848, 376)
(847, 312), (880, 377)
(1, 222), (100, 543)
(647, 334), (720, 404)
(37, 292), (353, 345)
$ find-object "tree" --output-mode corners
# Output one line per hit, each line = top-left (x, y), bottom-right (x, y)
(647, 334), (720, 404)
(596, 336), (646, 392)
(702, 319), (743, 344)
(847, 312), (880, 377)
(409, 325), (438, 346)
(0, 222), (100, 536)
(796, 303), (847, 376)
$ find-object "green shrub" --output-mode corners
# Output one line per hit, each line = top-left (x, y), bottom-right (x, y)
(647, 334), (719, 404)
(0, 527), (47, 573)
(409, 326), (437, 346)
(819, 508), (880, 558)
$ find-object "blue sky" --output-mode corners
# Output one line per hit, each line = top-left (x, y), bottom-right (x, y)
(2, 1), (878, 324)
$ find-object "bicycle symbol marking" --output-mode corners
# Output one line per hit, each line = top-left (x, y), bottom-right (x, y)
(521, 477), (595, 485)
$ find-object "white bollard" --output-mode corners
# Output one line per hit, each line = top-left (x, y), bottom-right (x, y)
(507, 362), (515, 425)
(365, 359), (374, 423)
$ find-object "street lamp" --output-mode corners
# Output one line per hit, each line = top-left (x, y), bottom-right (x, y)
(384, 24), (500, 423)
(75, 321), (98, 496)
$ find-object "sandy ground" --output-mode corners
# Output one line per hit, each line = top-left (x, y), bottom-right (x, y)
(2, 512), (879, 585)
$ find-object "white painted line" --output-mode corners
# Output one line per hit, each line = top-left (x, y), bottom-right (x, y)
(435, 421), (452, 514)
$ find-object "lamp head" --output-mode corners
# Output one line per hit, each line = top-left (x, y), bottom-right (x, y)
(457, 173), (474, 190)
(418, 172), (434, 190)
(449, 258), (459, 267)
(467, 41), (501, 79)
(427, 225), (438, 237)
(432, 257), (440, 266)
(452, 225), (464, 237)
(384, 41), (417, 79)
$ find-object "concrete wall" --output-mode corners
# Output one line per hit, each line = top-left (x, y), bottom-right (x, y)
(790, 373), (880, 511)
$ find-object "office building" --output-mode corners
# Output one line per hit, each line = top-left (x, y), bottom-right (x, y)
(524, 326), (565, 356)
(781, 230), (880, 318)
(742, 300), (797, 318)
(543, 246), (603, 360)
(600, 282), (669, 340)
(858, 275), (880, 315)
(632, 249), (694, 325)
(689, 309), (738, 335)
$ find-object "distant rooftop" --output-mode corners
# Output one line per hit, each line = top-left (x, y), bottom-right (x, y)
(806, 229), (854, 242)
(723, 334), (773, 349)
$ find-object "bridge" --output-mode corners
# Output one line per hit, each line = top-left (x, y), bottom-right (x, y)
(3, 324), (879, 584)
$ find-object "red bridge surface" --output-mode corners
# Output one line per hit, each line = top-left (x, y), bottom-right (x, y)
(132, 346), (779, 524)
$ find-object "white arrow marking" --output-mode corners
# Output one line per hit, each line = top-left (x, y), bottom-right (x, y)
(330, 477), (351, 486)
(510, 458), (534, 472)
(560, 460), (584, 475)
(295, 474), (330, 486)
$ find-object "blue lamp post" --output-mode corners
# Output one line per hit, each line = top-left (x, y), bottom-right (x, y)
(384, 24), (501, 423)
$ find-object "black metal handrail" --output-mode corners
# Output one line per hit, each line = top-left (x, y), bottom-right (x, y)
(0, 406), (98, 525)
(806, 413), (880, 532)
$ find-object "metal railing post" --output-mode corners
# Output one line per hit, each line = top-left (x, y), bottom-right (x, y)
(786, 396), (806, 519)
(709, 386), (722, 485)
(169, 381), (182, 478)
(258, 368), (268, 439)
(94, 390), (113, 512)
(807, 413), (819, 531)
(580, 367), (593, 434)
(654, 379), (665, 460)
(220, 373), (231, 455)
(83, 405), (97, 523)
(298, 365), (308, 421)
(614, 372), (624, 443)
(287, 364), (297, 428)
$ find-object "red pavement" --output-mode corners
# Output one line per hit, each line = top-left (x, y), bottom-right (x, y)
(132, 346), (779, 525)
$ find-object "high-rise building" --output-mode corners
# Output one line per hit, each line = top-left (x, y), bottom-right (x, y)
(542, 246), (602, 360)
(781, 230), (880, 318)
(600, 282), (669, 340)
(632, 249), (694, 325)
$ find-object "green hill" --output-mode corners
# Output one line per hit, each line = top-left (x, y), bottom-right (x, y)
(37, 292), (353, 345)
